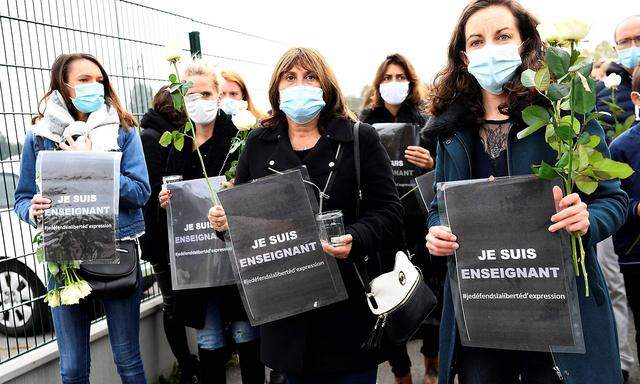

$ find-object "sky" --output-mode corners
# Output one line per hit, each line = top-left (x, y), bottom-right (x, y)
(141, 0), (635, 99)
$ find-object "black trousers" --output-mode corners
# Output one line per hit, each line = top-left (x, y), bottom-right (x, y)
(623, 267), (640, 356)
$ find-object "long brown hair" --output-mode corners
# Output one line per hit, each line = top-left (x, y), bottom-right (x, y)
(428, 0), (544, 120)
(151, 85), (187, 128)
(262, 47), (357, 128)
(368, 53), (425, 110)
(33, 53), (137, 128)
(221, 71), (267, 119)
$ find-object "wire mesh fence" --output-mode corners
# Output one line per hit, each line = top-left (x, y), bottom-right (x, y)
(0, 0), (284, 364)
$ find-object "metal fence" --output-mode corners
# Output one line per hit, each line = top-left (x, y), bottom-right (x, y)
(0, 0), (285, 364)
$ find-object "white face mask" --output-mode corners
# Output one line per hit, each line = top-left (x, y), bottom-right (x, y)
(379, 81), (409, 105)
(186, 98), (218, 125)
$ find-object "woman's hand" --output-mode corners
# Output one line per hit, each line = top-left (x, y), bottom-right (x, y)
(159, 189), (172, 209)
(321, 235), (352, 259)
(208, 205), (228, 232)
(549, 186), (590, 236)
(405, 146), (434, 170)
(29, 194), (51, 222)
(59, 134), (92, 151)
(426, 226), (458, 256)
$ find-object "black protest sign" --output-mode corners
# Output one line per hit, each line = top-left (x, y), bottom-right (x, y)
(218, 169), (348, 325)
(39, 151), (120, 263)
(414, 170), (435, 215)
(373, 123), (420, 188)
(167, 176), (234, 290)
(440, 175), (584, 352)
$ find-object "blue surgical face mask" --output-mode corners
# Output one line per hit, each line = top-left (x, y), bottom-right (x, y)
(618, 46), (640, 70)
(466, 43), (522, 95)
(68, 82), (105, 113)
(279, 86), (326, 125)
(220, 97), (244, 115)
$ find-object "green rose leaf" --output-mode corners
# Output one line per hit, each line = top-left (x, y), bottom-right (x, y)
(585, 111), (610, 125)
(556, 122), (576, 140)
(35, 247), (44, 263)
(169, 73), (177, 83)
(172, 131), (184, 151)
(521, 69), (536, 87)
(171, 92), (184, 112)
(592, 158), (634, 179)
(48, 262), (60, 276)
(159, 131), (173, 147)
(548, 83), (570, 101)
(516, 120), (546, 140)
(535, 66), (551, 92)
(573, 76), (596, 115)
(522, 105), (550, 126)
(168, 82), (182, 93)
(546, 46), (571, 78)
(623, 114), (636, 130)
(532, 161), (558, 180)
(576, 72), (591, 92)
(575, 175), (598, 195)
(559, 115), (581, 134)
(185, 120), (194, 133)
(576, 132), (590, 145)
(602, 100), (625, 116)
(586, 134), (601, 148)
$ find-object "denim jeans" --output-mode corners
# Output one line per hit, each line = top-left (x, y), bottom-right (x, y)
(196, 294), (258, 350)
(51, 270), (146, 384)
(285, 368), (378, 384)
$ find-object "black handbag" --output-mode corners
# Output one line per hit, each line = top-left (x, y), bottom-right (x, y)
(77, 238), (140, 300)
(351, 122), (437, 351)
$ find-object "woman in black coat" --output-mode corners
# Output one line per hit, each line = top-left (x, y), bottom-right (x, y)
(209, 47), (404, 383)
(141, 62), (263, 384)
(361, 53), (444, 384)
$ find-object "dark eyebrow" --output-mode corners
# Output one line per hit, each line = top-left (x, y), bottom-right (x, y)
(495, 27), (512, 35)
(466, 33), (483, 42)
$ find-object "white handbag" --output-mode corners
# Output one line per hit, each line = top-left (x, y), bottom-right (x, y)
(367, 251), (422, 315)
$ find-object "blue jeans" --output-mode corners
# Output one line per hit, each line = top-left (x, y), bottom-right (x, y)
(51, 271), (146, 384)
(196, 295), (258, 350)
(285, 369), (378, 384)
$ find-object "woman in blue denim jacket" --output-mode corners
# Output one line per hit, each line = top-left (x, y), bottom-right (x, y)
(14, 53), (150, 384)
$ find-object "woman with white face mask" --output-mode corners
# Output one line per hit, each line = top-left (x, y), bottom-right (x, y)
(207, 47), (403, 383)
(154, 62), (264, 384)
(361, 54), (442, 384)
(424, 1), (627, 383)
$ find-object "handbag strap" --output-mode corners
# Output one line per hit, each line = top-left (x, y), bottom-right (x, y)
(350, 121), (375, 301)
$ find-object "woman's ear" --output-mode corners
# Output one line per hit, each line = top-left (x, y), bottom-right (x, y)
(460, 51), (469, 66)
(631, 91), (640, 107)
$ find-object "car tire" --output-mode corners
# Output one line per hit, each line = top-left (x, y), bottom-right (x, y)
(0, 259), (51, 336)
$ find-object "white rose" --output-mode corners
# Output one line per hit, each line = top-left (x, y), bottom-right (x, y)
(165, 41), (182, 63)
(77, 280), (92, 298)
(554, 17), (590, 42)
(603, 73), (622, 89)
(231, 110), (257, 131)
(537, 23), (561, 45)
(46, 290), (61, 308)
(60, 284), (83, 305)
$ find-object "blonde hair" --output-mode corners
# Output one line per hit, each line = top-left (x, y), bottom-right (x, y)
(221, 70), (267, 119)
(182, 61), (220, 91)
(262, 47), (356, 128)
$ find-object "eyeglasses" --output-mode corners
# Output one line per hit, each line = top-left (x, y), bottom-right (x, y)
(616, 35), (640, 49)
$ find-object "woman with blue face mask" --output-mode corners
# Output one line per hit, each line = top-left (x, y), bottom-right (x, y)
(361, 54), (442, 384)
(151, 62), (264, 384)
(207, 47), (403, 383)
(14, 53), (151, 384)
(424, 1), (627, 383)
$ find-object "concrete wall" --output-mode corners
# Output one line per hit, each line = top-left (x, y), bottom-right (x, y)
(1, 297), (187, 384)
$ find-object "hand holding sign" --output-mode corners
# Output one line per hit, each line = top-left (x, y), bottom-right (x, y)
(208, 205), (228, 232)
(29, 194), (51, 222)
(59, 133), (92, 151)
(549, 186), (590, 236)
(404, 146), (434, 170)
(426, 226), (459, 256)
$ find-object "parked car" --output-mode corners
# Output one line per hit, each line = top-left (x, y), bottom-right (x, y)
(0, 156), (156, 337)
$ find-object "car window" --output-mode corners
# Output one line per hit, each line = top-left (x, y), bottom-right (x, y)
(0, 172), (19, 208)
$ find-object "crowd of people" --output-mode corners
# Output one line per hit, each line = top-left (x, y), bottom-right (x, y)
(11, 0), (640, 383)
